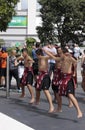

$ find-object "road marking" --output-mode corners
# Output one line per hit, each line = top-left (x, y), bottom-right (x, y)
(0, 112), (35, 130)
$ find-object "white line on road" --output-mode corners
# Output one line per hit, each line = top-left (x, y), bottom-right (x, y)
(0, 112), (35, 130)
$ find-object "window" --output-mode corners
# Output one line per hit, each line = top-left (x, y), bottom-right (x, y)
(21, 0), (28, 10)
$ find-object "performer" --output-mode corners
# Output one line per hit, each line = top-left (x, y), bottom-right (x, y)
(35, 49), (54, 113)
(44, 48), (82, 118)
(17, 48), (35, 104)
(52, 47), (62, 112)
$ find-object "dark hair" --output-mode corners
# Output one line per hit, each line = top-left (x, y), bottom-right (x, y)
(22, 48), (28, 53)
(57, 46), (61, 50)
(84, 50), (85, 54)
(36, 49), (44, 56)
(36, 42), (40, 48)
(62, 47), (69, 53)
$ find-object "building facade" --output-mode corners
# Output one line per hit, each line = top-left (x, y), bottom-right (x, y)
(0, 0), (41, 46)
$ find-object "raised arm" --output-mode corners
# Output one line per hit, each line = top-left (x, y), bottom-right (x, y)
(43, 49), (61, 61)
(17, 55), (24, 61)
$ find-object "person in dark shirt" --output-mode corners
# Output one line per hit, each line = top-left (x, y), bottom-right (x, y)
(32, 42), (40, 77)
(9, 50), (20, 92)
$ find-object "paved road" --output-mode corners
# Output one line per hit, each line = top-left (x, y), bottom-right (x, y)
(0, 60), (85, 130)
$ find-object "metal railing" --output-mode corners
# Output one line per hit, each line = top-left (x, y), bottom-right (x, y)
(6, 56), (10, 98)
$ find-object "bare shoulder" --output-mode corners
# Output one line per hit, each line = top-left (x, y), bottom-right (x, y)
(70, 56), (77, 63)
(27, 55), (33, 61)
(44, 55), (50, 60)
(40, 55), (49, 60)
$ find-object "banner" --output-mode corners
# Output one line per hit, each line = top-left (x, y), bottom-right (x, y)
(8, 16), (27, 27)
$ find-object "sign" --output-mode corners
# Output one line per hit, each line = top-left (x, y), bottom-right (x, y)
(8, 16), (27, 27)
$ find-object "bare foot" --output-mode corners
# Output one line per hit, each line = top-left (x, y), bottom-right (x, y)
(53, 108), (62, 113)
(20, 94), (25, 98)
(29, 98), (35, 104)
(48, 107), (54, 113)
(77, 112), (83, 118)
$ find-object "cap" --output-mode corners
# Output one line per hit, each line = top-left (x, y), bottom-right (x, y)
(2, 47), (6, 52)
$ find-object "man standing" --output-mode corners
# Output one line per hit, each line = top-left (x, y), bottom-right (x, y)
(35, 49), (54, 113)
(18, 48), (35, 104)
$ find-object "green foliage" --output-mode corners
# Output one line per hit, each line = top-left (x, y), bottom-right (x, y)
(0, 39), (5, 47)
(26, 37), (36, 47)
(7, 47), (15, 55)
(37, 0), (85, 46)
(0, 0), (19, 31)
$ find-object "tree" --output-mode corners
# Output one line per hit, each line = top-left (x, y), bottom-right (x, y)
(26, 37), (36, 47)
(37, 0), (85, 46)
(37, 0), (56, 44)
(0, 0), (19, 31)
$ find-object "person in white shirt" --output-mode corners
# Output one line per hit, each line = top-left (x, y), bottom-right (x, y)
(73, 44), (81, 60)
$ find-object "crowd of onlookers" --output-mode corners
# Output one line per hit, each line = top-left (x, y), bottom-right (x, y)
(0, 43), (84, 92)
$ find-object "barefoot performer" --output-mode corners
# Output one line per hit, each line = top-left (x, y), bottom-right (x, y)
(17, 48), (35, 104)
(52, 47), (62, 112)
(35, 49), (54, 113)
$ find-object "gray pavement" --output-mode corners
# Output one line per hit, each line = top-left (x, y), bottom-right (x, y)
(0, 60), (85, 130)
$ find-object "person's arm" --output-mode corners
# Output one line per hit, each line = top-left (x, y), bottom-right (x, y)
(27, 56), (34, 64)
(17, 55), (24, 61)
(71, 56), (77, 76)
(43, 49), (61, 61)
(81, 56), (85, 67)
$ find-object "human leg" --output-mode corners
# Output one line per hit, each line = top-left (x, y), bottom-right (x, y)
(68, 98), (73, 108)
(55, 93), (62, 112)
(52, 84), (57, 102)
(27, 71), (35, 103)
(35, 89), (40, 105)
(27, 84), (35, 104)
(68, 93), (82, 118)
(0, 68), (6, 86)
(12, 69), (20, 90)
(20, 84), (25, 97)
(43, 90), (54, 113)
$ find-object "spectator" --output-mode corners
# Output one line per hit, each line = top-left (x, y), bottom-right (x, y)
(32, 42), (40, 77)
(73, 44), (81, 60)
(18, 58), (24, 88)
(49, 44), (57, 76)
(0, 48), (2, 86)
(9, 50), (20, 92)
(0, 47), (8, 87)
(43, 43), (57, 77)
